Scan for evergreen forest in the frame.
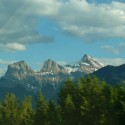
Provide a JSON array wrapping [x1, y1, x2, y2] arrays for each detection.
[[0, 77, 125, 125]]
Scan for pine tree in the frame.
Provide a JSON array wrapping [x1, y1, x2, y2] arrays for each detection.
[[19, 96, 34, 125], [34, 91, 48, 125], [47, 101, 60, 125], [0, 93, 19, 125]]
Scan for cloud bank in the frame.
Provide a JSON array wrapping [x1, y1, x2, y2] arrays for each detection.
[[0, 0, 55, 52], [52, 0, 125, 42], [100, 41, 125, 54], [100, 58, 125, 66], [1, 0, 125, 51], [101, 45, 120, 54]]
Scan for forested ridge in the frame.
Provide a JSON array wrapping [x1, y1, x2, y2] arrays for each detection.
[[0, 77, 125, 125]]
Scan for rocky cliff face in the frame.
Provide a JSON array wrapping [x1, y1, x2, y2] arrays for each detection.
[[5, 61, 36, 79], [0, 60, 69, 100], [0, 61, 39, 90], [40, 59, 68, 74]]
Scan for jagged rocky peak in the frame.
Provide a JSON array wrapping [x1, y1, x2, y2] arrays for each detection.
[[5, 60, 35, 77], [81, 54, 90, 61], [40, 59, 68, 74], [65, 54, 104, 74], [80, 54, 104, 68]]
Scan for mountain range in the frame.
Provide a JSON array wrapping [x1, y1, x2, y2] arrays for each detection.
[[0, 54, 103, 100], [0, 54, 125, 100]]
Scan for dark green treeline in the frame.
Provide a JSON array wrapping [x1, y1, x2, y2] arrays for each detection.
[[0, 77, 125, 125]]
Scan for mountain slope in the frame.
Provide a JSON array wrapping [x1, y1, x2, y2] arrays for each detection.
[[91, 64, 125, 85]]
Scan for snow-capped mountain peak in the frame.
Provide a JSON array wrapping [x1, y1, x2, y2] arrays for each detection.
[[65, 54, 104, 74], [80, 54, 104, 68]]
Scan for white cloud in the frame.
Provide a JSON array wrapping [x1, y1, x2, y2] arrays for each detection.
[[0, 59, 20, 76], [0, 68, 6, 76], [101, 45, 119, 54], [101, 42, 125, 54], [0, 59, 15, 76], [0, 59, 15, 65], [1, 0, 125, 52], [100, 58, 125, 66], [119, 42, 125, 48], [0, 43, 26, 52]]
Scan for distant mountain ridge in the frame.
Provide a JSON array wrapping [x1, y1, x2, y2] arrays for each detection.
[[91, 64, 125, 85], [0, 54, 104, 100], [1, 54, 125, 100]]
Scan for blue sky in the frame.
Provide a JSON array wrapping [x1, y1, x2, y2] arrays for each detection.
[[0, 0, 125, 75]]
